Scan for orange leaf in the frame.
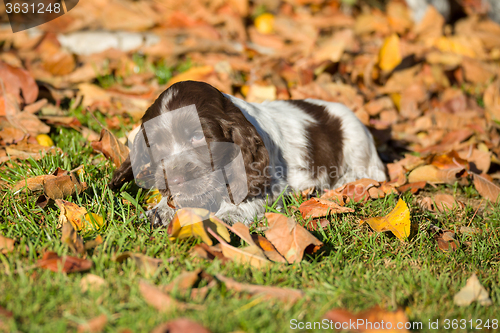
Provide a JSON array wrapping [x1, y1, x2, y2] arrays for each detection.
[[299, 197, 354, 219]]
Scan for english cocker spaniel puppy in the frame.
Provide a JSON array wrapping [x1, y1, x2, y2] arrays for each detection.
[[110, 81, 386, 226]]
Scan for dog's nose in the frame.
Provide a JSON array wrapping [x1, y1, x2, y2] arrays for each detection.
[[168, 175, 185, 186]]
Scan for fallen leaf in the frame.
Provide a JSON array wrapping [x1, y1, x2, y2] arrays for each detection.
[[251, 234, 287, 263], [421, 194, 464, 213], [168, 208, 230, 246], [77, 314, 107, 333], [428, 150, 468, 170], [114, 252, 163, 277], [163, 269, 202, 293], [299, 197, 354, 219], [379, 34, 402, 72], [139, 280, 188, 312], [0, 61, 38, 114], [0, 235, 15, 254], [264, 213, 323, 263], [91, 128, 129, 167], [454, 273, 492, 306], [303, 218, 330, 231], [207, 226, 271, 268], [151, 319, 211, 333], [360, 198, 412, 240], [190, 243, 228, 262], [56, 199, 103, 231], [44, 173, 87, 200], [324, 306, 410, 333], [473, 173, 500, 202], [37, 251, 92, 273], [408, 165, 466, 184], [429, 224, 458, 252], [61, 222, 85, 255], [397, 181, 426, 194], [216, 274, 304, 303], [80, 274, 106, 293]]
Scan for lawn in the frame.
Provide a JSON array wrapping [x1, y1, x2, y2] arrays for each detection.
[[0, 125, 499, 332]]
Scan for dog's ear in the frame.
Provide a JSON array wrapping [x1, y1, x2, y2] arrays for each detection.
[[109, 125, 157, 190], [222, 98, 270, 197]]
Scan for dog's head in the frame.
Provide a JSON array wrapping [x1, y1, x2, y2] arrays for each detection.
[[130, 81, 270, 210]]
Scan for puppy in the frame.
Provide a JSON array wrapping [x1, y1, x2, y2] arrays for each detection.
[[110, 81, 386, 226]]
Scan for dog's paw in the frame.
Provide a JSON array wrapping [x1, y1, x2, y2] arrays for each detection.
[[143, 197, 176, 227]]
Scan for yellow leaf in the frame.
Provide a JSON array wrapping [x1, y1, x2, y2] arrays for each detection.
[[36, 134, 54, 147], [145, 189, 161, 205], [379, 34, 402, 72], [84, 213, 104, 231], [168, 208, 230, 246], [55, 199, 103, 231], [255, 13, 275, 34], [360, 198, 411, 240]]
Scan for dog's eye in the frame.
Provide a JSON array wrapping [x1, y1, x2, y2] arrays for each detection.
[[191, 132, 205, 145]]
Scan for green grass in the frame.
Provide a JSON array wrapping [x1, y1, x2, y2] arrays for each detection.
[[0, 128, 499, 332]]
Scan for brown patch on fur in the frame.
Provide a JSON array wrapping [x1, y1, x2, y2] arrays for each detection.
[[287, 100, 344, 185]]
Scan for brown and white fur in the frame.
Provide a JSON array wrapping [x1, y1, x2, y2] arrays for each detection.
[[110, 81, 386, 226]]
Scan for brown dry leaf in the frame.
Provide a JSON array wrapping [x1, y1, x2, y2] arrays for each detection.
[[61, 222, 85, 255], [190, 243, 228, 262], [324, 306, 410, 333], [44, 173, 87, 200], [151, 319, 211, 333], [429, 224, 458, 253], [397, 181, 427, 194], [206, 226, 271, 269], [2, 138, 60, 162], [0, 235, 15, 254], [0, 61, 38, 115], [216, 274, 304, 304], [114, 252, 163, 277], [251, 234, 287, 263], [139, 280, 188, 312], [264, 213, 323, 264], [77, 314, 107, 333], [434, 194, 464, 212], [408, 165, 466, 184], [454, 273, 492, 306], [473, 173, 500, 202], [77, 83, 111, 110], [338, 178, 381, 203], [80, 274, 106, 293], [163, 269, 202, 293], [360, 198, 411, 240], [37, 251, 93, 273], [168, 208, 231, 246], [484, 79, 500, 122], [299, 197, 354, 219], [55, 199, 103, 231], [11, 174, 52, 193], [91, 128, 130, 167], [304, 219, 330, 231], [84, 235, 103, 250]]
